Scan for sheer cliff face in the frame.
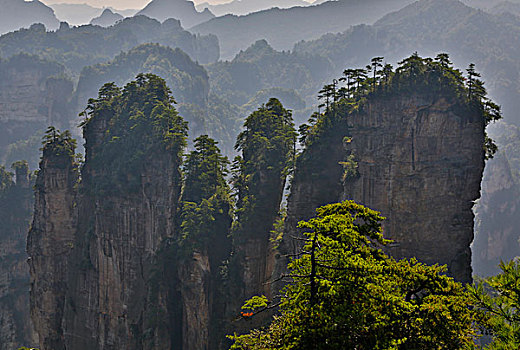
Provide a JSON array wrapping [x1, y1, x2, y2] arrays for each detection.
[[62, 155, 180, 350], [473, 153, 520, 277], [61, 97, 183, 349], [285, 93, 485, 284], [343, 95, 484, 283], [0, 55, 74, 155], [27, 76, 191, 350], [0, 166, 37, 350], [27, 149, 78, 350]]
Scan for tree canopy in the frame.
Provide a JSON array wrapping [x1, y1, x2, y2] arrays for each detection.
[[230, 201, 480, 350], [233, 98, 297, 240], [81, 73, 188, 194]]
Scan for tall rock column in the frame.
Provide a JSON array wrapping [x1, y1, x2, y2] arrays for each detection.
[[231, 99, 296, 303], [60, 75, 188, 350], [283, 56, 493, 284], [342, 94, 484, 283], [0, 162, 37, 349], [27, 131, 78, 350]]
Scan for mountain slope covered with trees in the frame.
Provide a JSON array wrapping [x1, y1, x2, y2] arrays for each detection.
[[191, 0, 415, 59]]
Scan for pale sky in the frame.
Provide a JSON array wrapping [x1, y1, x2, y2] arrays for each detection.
[[40, 0, 312, 10]]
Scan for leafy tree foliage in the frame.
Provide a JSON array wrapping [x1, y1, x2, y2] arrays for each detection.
[[81, 73, 188, 194], [233, 98, 297, 240], [180, 135, 232, 253], [471, 260, 520, 349], [230, 201, 479, 350], [184, 135, 229, 203], [303, 53, 501, 159], [40, 126, 77, 170], [0, 165, 14, 194]]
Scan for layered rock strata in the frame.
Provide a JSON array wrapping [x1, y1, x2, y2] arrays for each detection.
[[0, 55, 73, 149]]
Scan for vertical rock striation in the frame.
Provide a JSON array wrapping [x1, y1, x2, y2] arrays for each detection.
[[342, 94, 484, 283], [0, 162, 37, 349], [27, 75, 188, 350], [473, 152, 520, 276], [27, 136, 78, 350], [283, 62, 488, 284], [0, 54, 74, 159]]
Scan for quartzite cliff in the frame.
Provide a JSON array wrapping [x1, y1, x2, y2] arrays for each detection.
[[28, 58, 491, 349]]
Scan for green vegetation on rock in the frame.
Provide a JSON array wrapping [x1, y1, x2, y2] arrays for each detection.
[[80, 73, 188, 194], [230, 201, 480, 349]]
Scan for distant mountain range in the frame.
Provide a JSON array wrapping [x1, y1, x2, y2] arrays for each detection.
[[136, 0, 215, 28], [50, 3, 138, 26], [90, 8, 123, 27], [292, 0, 520, 124], [191, 0, 416, 59], [0, 15, 220, 72], [0, 0, 59, 35], [487, 1, 520, 16], [195, 0, 313, 16]]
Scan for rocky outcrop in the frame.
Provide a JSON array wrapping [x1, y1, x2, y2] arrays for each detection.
[[27, 76, 189, 350], [473, 152, 520, 276], [62, 116, 182, 350], [26, 71, 488, 348], [284, 92, 485, 284], [342, 95, 484, 283], [0, 163, 37, 349], [0, 54, 74, 160], [27, 143, 78, 350]]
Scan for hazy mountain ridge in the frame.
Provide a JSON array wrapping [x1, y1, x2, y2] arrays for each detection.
[[196, 0, 312, 16], [89, 8, 124, 27], [137, 0, 215, 28], [191, 0, 416, 59], [206, 39, 333, 123], [50, 3, 138, 26], [0, 15, 220, 74], [0, 0, 59, 35]]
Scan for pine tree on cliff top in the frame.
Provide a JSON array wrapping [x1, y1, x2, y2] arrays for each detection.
[[232, 98, 297, 241], [302, 53, 501, 160], [180, 134, 232, 254]]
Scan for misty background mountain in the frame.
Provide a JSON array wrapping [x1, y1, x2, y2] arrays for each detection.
[[49, 3, 138, 25], [195, 0, 313, 16], [0, 0, 59, 35]]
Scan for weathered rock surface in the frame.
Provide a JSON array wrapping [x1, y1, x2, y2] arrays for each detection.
[[61, 119, 182, 350], [27, 146, 78, 350], [0, 55, 74, 160], [179, 251, 210, 350], [284, 93, 485, 284], [473, 152, 520, 276], [342, 95, 484, 283], [0, 165, 37, 349]]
